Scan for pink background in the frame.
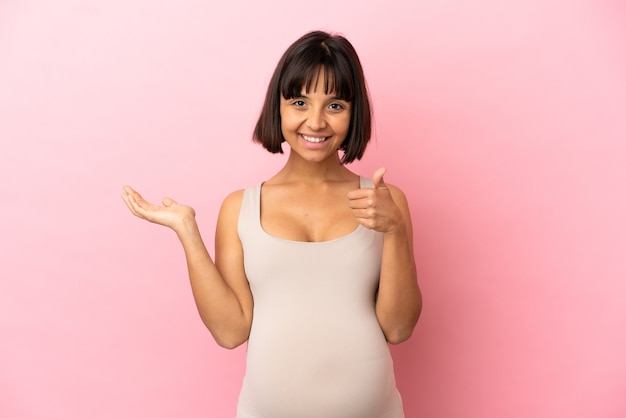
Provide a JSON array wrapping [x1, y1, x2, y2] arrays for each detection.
[[1, 0, 625, 417]]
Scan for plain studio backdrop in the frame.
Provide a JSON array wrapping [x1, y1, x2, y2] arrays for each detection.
[[1, 0, 625, 417]]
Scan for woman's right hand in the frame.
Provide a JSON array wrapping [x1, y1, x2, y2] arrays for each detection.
[[121, 185, 196, 232]]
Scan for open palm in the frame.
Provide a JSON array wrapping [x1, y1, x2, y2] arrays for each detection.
[[121, 185, 195, 231]]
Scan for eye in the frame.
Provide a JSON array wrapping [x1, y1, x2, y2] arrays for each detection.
[[292, 100, 306, 107], [329, 102, 348, 112]]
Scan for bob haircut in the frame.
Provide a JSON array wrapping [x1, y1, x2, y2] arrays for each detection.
[[253, 31, 372, 164]]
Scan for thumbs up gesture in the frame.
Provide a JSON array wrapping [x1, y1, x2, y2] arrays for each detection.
[[347, 168, 404, 234]]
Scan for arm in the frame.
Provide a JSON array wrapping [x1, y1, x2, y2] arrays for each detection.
[[347, 169, 422, 344], [121, 186, 253, 349], [376, 184, 422, 344]]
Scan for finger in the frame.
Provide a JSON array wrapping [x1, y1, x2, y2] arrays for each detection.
[[122, 185, 145, 205], [347, 191, 376, 209], [347, 189, 366, 201], [123, 187, 157, 216], [121, 192, 143, 218], [121, 186, 139, 208], [373, 167, 388, 190], [350, 207, 374, 219], [121, 192, 133, 210], [162, 197, 177, 207], [347, 184, 377, 201], [347, 196, 372, 211]]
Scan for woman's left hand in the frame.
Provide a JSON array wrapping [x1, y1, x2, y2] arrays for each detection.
[[347, 168, 405, 234]]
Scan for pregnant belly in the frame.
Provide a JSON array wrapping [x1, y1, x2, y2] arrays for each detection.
[[239, 329, 398, 418]]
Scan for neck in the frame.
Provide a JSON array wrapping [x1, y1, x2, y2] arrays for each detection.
[[275, 150, 355, 184]]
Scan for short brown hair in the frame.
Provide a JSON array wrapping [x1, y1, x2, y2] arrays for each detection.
[[253, 31, 372, 164]]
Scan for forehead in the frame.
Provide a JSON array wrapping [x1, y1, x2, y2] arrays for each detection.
[[280, 63, 354, 101], [300, 68, 337, 93]]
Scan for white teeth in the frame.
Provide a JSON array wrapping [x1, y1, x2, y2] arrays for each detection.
[[302, 134, 327, 143]]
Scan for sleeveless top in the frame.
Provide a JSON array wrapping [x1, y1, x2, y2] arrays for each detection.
[[235, 177, 404, 418]]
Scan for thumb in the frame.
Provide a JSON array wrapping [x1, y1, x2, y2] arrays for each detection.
[[162, 197, 177, 207], [373, 167, 388, 190]]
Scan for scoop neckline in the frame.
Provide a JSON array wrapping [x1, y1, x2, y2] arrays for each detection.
[[256, 176, 367, 244]]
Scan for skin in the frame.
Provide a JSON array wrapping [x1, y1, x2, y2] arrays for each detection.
[[121, 71, 422, 348]]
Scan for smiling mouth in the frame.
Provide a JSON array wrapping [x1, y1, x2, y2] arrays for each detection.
[[301, 134, 328, 143]]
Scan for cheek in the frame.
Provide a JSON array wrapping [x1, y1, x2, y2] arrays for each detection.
[[280, 113, 294, 133], [279, 107, 294, 124], [280, 113, 301, 139], [337, 116, 351, 135]]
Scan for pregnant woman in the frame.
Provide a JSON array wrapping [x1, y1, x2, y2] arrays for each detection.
[[122, 30, 422, 418]]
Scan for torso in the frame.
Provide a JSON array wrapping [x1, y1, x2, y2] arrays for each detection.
[[235, 177, 404, 418]]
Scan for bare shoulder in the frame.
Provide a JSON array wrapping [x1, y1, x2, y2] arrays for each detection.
[[386, 183, 410, 208], [220, 189, 245, 212], [216, 189, 245, 231], [386, 182, 414, 231]]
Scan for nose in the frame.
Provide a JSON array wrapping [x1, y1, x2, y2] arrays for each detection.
[[306, 107, 327, 131]]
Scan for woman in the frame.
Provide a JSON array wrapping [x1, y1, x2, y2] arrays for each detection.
[[122, 30, 422, 418]]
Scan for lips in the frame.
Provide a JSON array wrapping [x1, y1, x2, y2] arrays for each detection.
[[301, 134, 328, 143]]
